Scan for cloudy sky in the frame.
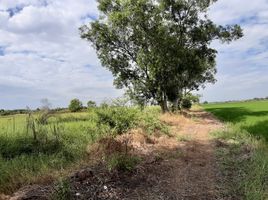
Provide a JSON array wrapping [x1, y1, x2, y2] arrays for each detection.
[[0, 0, 267, 109]]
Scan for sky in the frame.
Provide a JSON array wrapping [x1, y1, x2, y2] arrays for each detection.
[[0, 0, 268, 109]]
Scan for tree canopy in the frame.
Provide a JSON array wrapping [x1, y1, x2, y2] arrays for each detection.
[[80, 0, 243, 112], [87, 100, 97, 108], [69, 99, 83, 112]]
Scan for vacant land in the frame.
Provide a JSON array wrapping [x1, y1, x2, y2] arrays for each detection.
[[204, 101, 268, 199]]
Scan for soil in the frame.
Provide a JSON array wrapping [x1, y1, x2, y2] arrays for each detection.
[[1, 110, 224, 200]]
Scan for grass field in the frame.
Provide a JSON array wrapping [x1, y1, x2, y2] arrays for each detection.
[[0, 106, 168, 194], [204, 100, 268, 140], [0, 111, 101, 193], [204, 101, 268, 199]]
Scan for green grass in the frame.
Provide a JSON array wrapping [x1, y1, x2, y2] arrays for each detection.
[[0, 106, 167, 194], [204, 101, 268, 199], [204, 100, 268, 140], [0, 111, 104, 193]]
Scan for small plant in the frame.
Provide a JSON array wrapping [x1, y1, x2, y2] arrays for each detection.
[[106, 154, 140, 172], [52, 178, 71, 200], [176, 135, 192, 142], [26, 110, 38, 141], [36, 110, 51, 125]]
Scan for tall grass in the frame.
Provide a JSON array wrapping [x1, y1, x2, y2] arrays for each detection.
[[0, 106, 167, 194], [214, 127, 268, 199], [204, 101, 268, 200]]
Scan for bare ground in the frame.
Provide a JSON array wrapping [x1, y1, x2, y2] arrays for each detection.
[[1, 110, 224, 200]]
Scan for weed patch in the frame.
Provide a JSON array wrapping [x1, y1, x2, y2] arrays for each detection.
[[106, 154, 140, 172], [52, 179, 71, 200], [213, 127, 268, 199], [96, 107, 138, 135]]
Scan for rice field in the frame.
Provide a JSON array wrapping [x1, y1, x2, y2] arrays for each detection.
[[204, 100, 268, 199], [203, 100, 268, 140]]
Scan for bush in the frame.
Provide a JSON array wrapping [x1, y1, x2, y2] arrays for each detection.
[[140, 113, 170, 135], [181, 98, 192, 109], [96, 107, 138, 135], [68, 99, 83, 112], [87, 100, 96, 108], [137, 107, 170, 135]]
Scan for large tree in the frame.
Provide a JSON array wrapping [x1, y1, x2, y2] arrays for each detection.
[[80, 0, 243, 112]]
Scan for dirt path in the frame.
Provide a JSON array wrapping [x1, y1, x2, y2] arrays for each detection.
[[2, 110, 224, 200], [119, 110, 223, 200], [159, 111, 223, 199]]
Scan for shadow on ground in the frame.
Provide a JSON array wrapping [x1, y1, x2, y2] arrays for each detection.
[[241, 120, 268, 141], [8, 141, 217, 200], [205, 107, 268, 123], [205, 107, 268, 140]]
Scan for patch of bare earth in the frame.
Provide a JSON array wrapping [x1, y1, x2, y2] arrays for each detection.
[[2, 110, 224, 200]]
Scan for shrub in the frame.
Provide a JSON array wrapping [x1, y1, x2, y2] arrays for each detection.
[[139, 107, 170, 135], [87, 100, 96, 108], [181, 98, 192, 109], [68, 99, 83, 112], [96, 107, 138, 135]]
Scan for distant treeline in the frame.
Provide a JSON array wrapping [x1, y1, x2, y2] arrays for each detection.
[[0, 107, 72, 116], [204, 96, 268, 104]]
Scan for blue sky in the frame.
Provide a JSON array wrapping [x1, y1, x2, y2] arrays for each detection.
[[0, 0, 268, 109]]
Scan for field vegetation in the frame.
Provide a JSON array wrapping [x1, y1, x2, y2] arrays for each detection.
[[0, 106, 169, 194], [204, 100, 268, 199]]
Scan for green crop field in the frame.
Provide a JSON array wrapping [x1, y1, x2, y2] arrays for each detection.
[[203, 100, 268, 140]]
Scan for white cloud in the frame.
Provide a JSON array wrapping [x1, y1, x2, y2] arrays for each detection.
[[0, 0, 268, 108], [200, 0, 268, 102], [0, 0, 122, 109]]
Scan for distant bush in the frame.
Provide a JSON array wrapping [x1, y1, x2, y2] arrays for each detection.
[[96, 107, 138, 135], [68, 99, 83, 112], [0, 109, 28, 116], [181, 98, 192, 109], [99, 101, 110, 109], [184, 93, 200, 104], [87, 100, 96, 108]]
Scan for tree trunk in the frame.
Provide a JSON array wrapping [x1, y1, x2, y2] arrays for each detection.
[[172, 97, 179, 112], [160, 92, 169, 113]]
